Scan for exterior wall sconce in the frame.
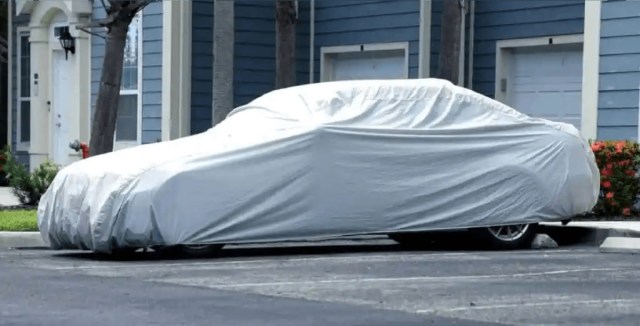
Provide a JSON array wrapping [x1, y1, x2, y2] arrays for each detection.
[[58, 26, 75, 60]]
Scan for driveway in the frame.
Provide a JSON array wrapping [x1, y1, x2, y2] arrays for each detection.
[[1, 237, 639, 325]]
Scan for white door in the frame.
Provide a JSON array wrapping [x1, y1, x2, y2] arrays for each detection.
[[325, 49, 407, 81], [52, 50, 71, 166], [506, 46, 583, 129]]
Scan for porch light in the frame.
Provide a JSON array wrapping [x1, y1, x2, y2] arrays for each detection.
[[58, 27, 75, 60]]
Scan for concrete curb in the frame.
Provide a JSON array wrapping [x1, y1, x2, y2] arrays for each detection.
[[600, 237, 640, 254], [540, 222, 640, 253], [0, 232, 46, 249]]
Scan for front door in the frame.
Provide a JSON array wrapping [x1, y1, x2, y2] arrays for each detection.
[[52, 50, 71, 166]]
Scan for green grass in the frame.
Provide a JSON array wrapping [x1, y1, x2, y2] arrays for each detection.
[[0, 210, 38, 231]]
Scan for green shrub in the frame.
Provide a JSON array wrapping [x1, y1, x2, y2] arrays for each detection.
[[2, 148, 59, 206]]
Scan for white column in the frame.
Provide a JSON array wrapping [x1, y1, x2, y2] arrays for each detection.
[[162, 0, 192, 141], [27, 25, 50, 170], [69, 16, 91, 161], [418, 0, 432, 78], [581, 0, 601, 142]]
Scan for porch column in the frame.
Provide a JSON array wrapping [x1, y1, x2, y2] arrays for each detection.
[[27, 25, 50, 170], [68, 16, 91, 159], [162, 0, 192, 141]]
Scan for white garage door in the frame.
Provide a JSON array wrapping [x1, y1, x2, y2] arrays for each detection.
[[506, 46, 583, 129], [323, 48, 407, 81]]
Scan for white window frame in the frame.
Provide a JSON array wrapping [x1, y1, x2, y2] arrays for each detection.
[[114, 11, 143, 150], [320, 42, 410, 82], [16, 27, 30, 151]]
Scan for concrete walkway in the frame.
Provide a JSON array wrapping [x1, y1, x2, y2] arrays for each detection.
[[0, 187, 21, 207]]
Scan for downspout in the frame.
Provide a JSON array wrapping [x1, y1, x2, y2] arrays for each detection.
[[309, 0, 315, 84], [6, 0, 11, 146], [467, 0, 475, 89]]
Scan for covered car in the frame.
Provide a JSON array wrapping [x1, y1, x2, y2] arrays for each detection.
[[37, 78, 600, 254]]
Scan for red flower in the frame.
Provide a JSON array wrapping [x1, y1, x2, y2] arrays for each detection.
[[623, 208, 632, 216], [606, 192, 615, 199], [626, 170, 636, 177], [602, 180, 611, 188], [591, 142, 604, 152], [601, 168, 613, 177]]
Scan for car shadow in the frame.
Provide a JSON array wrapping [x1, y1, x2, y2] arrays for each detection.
[[39, 226, 598, 262]]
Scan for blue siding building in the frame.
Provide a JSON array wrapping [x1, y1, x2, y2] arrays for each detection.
[[5, 0, 640, 170], [599, 0, 640, 140]]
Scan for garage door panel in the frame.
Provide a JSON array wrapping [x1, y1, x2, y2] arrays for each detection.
[[512, 93, 580, 115], [326, 48, 407, 82], [511, 81, 582, 93], [506, 46, 583, 130]]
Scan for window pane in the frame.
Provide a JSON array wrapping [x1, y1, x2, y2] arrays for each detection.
[[115, 94, 138, 141], [20, 35, 30, 97], [20, 100, 30, 142], [121, 14, 140, 91]]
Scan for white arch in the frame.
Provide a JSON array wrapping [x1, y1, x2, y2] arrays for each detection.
[[28, 0, 70, 27]]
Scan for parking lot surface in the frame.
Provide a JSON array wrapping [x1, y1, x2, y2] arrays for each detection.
[[2, 238, 640, 325]]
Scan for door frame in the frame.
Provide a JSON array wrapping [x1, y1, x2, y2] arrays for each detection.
[[49, 21, 72, 165], [50, 48, 72, 165], [319, 42, 410, 82]]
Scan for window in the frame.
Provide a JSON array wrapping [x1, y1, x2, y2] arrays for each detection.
[[17, 30, 30, 146], [116, 12, 141, 143]]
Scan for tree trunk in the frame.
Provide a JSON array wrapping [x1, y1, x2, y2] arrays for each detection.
[[89, 21, 130, 156], [212, 0, 235, 125], [438, 0, 462, 84], [275, 0, 296, 89]]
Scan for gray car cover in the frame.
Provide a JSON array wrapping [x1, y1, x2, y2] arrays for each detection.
[[37, 78, 600, 253]]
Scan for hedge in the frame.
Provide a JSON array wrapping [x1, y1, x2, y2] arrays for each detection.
[[590, 140, 640, 217]]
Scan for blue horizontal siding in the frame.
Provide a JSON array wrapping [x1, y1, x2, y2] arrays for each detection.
[[91, 1, 163, 145], [598, 0, 640, 140], [313, 0, 420, 82], [232, 0, 310, 107], [471, 0, 584, 98], [191, 0, 213, 134], [141, 2, 162, 144], [234, 0, 276, 107]]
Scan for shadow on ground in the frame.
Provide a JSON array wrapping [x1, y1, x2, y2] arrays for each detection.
[[30, 225, 599, 262]]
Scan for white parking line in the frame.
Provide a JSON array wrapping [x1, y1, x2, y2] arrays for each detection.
[[417, 298, 640, 314], [202, 267, 624, 289]]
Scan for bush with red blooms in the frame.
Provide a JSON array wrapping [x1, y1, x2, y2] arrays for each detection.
[[590, 140, 640, 216]]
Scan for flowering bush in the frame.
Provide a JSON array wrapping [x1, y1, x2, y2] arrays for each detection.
[[590, 140, 640, 216]]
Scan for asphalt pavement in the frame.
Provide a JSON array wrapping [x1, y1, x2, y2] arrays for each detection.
[[1, 238, 640, 326]]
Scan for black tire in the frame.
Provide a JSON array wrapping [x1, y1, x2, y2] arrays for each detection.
[[471, 223, 538, 250], [154, 244, 224, 258], [388, 231, 450, 248], [388, 232, 427, 248]]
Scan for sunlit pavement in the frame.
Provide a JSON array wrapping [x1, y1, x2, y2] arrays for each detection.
[[2, 236, 640, 326]]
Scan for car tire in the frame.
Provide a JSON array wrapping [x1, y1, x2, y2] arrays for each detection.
[[388, 231, 447, 248], [471, 223, 538, 250], [154, 244, 224, 258]]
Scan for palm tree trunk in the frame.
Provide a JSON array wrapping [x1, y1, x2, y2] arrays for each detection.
[[275, 0, 296, 89]]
